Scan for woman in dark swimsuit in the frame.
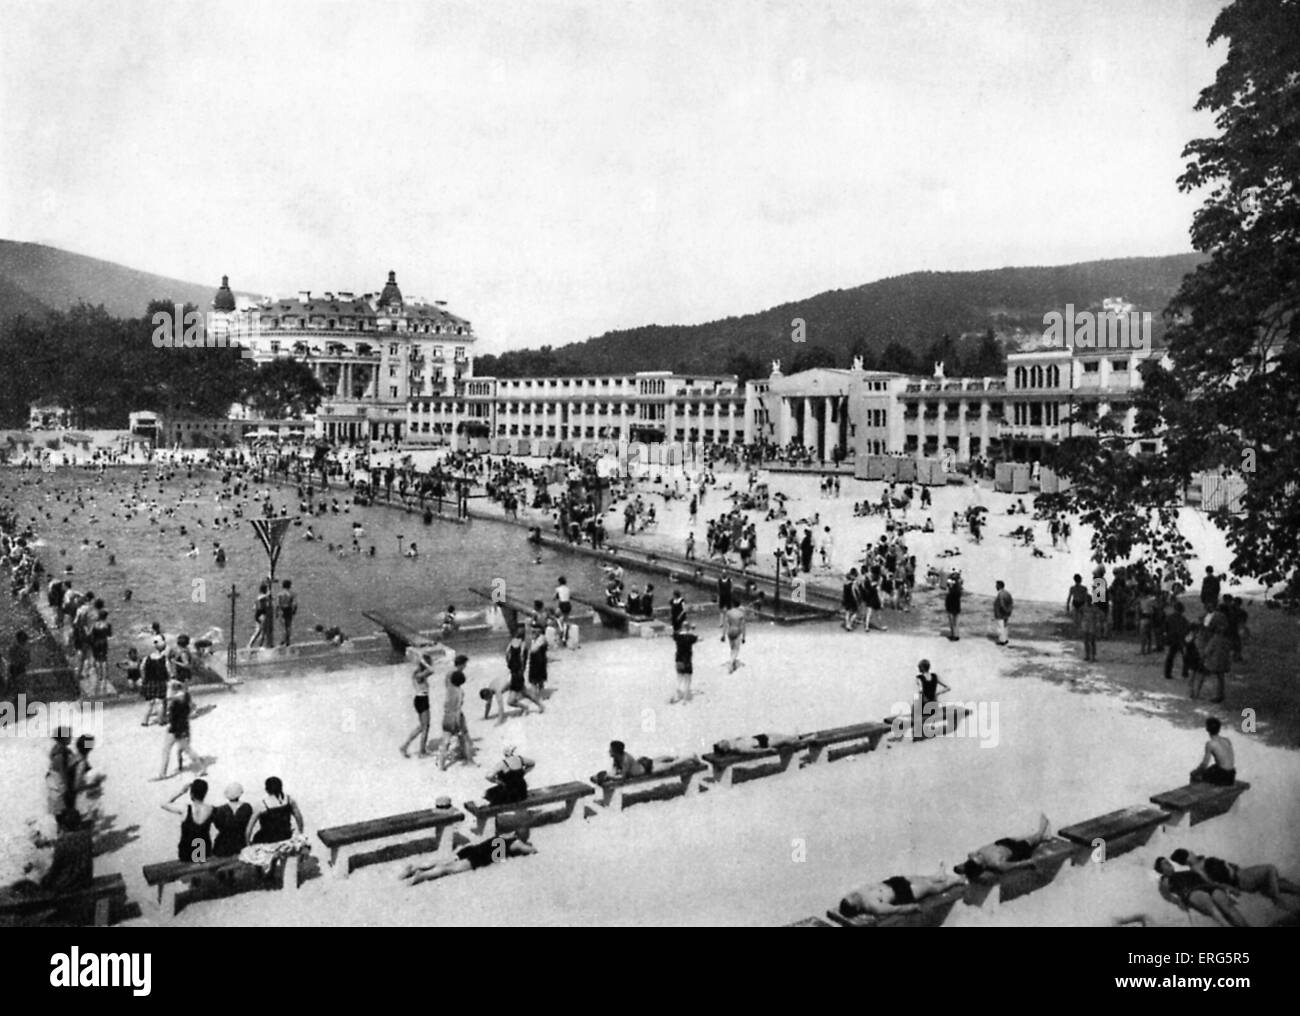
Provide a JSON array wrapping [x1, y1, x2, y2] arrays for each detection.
[[162, 778, 214, 862], [246, 777, 304, 845], [1154, 857, 1249, 926]]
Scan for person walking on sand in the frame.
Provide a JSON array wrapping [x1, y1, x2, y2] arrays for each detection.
[[670, 621, 699, 704], [993, 580, 1013, 646], [722, 603, 747, 673], [277, 579, 297, 647], [157, 679, 206, 780], [399, 645, 436, 758], [944, 571, 963, 641], [438, 659, 475, 770]]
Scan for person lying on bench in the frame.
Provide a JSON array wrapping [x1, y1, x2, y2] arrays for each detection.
[[1170, 849, 1300, 908], [1154, 856, 1250, 927], [399, 830, 537, 886], [954, 814, 1053, 878], [592, 741, 700, 783], [1190, 717, 1237, 786], [711, 732, 808, 755], [838, 870, 967, 918]]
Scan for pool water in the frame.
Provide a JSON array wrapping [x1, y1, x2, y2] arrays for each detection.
[[1, 467, 702, 657]]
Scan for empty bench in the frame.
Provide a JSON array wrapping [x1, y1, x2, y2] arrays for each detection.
[[803, 722, 891, 765], [1058, 805, 1170, 865], [0, 873, 127, 927], [591, 758, 708, 810], [362, 611, 440, 654], [464, 782, 595, 838], [960, 837, 1079, 907], [318, 807, 466, 877], [702, 740, 810, 788], [142, 855, 271, 916], [825, 883, 967, 928], [1150, 779, 1250, 827]]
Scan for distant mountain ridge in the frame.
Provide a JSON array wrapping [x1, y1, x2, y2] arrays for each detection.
[[476, 253, 1202, 378], [0, 240, 256, 326]]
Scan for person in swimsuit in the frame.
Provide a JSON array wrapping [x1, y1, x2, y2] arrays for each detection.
[[399, 830, 537, 885], [158, 679, 206, 780], [245, 776, 304, 845], [1190, 716, 1237, 786], [838, 870, 967, 918], [169, 633, 194, 686], [711, 732, 808, 755], [141, 635, 170, 726], [944, 572, 963, 640], [211, 783, 253, 858], [1154, 857, 1250, 927], [592, 740, 700, 784], [162, 778, 214, 863], [955, 814, 1052, 879], [527, 624, 549, 696], [1171, 849, 1300, 909], [483, 748, 534, 805], [399, 645, 436, 758], [841, 569, 860, 631], [438, 662, 475, 771], [915, 659, 950, 706], [722, 604, 747, 673]]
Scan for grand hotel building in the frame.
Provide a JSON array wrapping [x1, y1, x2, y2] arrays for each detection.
[[206, 274, 1157, 462]]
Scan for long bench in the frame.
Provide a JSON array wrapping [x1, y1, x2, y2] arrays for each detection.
[[802, 722, 891, 765], [1150, 779, 1250, 827], [141, 855, 271, 916], [591, 758, 708, 810], [702, 740, 811, 788], [318, 808, 466, 877], [463, 782, 595, 838], [0, 873, 127, 927], [1058, 805, 1170, 864], [825, 883, 967, 928], [960, 837, 1079, 907], [361, 611, 440, 654], [882, 704, 972, 741]]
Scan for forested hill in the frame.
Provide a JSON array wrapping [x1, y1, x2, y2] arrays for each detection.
[[475, 253, 1202, 381]]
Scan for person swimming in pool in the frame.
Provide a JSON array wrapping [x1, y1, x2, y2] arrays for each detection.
[[839, 870, 968, 918]]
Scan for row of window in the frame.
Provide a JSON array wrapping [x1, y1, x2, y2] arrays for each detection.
[[258, 317, 468, 336], [410, 422, 741, 441], [409, 401, 737, 416]]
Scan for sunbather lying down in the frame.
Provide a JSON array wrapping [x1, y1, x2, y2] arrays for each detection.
[[954, 814, 1053, 879], [839, 870, 967, 918], [400, 830, 536, 886], [711, 732, 808, 755]]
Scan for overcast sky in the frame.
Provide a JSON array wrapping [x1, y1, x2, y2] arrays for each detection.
[[0, 0, 1226, 352]]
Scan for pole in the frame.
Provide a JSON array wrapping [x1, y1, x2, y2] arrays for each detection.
[[226, 584, 238, 678], [773, 552, 781, 609]]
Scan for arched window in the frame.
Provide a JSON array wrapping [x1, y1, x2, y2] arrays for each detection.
[[1014, 366, 1027, 388], [1047, 365, 1060, 387], [1030, 365, 1043, 388]]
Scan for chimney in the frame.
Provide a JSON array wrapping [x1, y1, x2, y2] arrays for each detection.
[[299, 290, 312, 302]]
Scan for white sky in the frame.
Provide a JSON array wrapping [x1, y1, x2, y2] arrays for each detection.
[[0, 0, 1226, 352]]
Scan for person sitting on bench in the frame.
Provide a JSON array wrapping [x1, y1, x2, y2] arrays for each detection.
[[1170, 849, 1300, 908], [711, 732, 807, 755], [1154, 856, 1250, 927], [593, 741, 699, 783], [838, 870, 968, 918], [1190, 717, 1236, 786], [483, 747, 535, 805], [399, 830, 537, 886], [955, 814, 1053, 878]]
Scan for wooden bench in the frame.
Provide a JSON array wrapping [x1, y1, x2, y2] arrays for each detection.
[[960, 837, 1079, 907], [803, 722, 891, 765], [1150, 780, 1250, 828], [784, 915, 834, 927], [882, 705, 972, 741], [591, 758, 708, 810], [463, 782, 596, 837], [141, 855, 267, 915], [824, 883, 967, 928], [318, 807, 465, 877], [702, 740, 810, 788], [0, 873, 127, 927], [1058, 805, 1170, 865], [362, 611, 439, 654]]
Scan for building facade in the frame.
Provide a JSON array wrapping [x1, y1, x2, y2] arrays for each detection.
[[408, 371, 747, 447], [212, 272, 476, 443]]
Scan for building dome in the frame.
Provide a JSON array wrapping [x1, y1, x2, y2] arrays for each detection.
[[380, 270, 403, 307], [213, 275, 236, 312]]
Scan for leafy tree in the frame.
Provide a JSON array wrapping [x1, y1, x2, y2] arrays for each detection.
[[1050, 0, 1300, 585], [242, 358, 327, 419], [878, 340, 918, 374], [790, 345, 837, 373]]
